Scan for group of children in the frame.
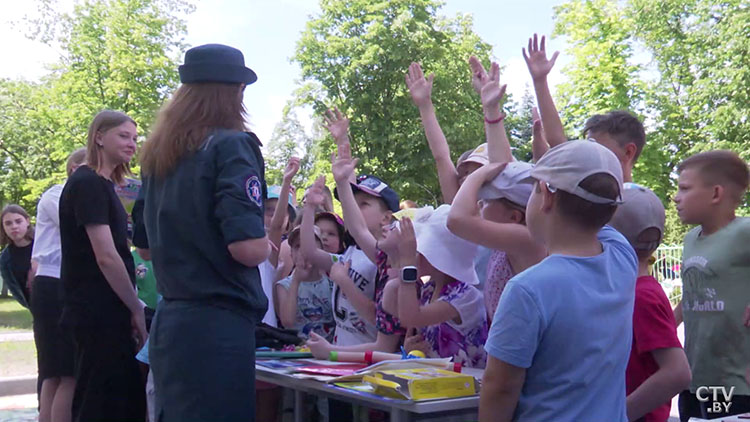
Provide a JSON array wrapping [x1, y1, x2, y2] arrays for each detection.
[[0, 34, 746, 422], [258, 34, 750, 422]]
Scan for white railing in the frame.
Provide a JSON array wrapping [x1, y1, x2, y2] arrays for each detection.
[[653, 245, 683, 305]]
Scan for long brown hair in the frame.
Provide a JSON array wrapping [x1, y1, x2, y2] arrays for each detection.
[[0, 205, 34, 247], [86, 110, 136, 185], [141, 83, 247, 179]]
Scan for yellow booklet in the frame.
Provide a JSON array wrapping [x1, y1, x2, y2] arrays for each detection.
[[363, 368, 479, 401]]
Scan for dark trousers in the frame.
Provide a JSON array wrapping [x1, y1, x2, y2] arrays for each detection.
[[150, 300, 257, 422], [71, 323, 146, 422], [679, 390, 750, 421], [31, 276, 74, 380]]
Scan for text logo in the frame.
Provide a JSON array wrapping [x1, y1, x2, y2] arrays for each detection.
[[696, 386, 734, 414]]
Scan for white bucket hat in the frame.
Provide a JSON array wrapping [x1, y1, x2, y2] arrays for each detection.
[[402, 205, 480, 285]]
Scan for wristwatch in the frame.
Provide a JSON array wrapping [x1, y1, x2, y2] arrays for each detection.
[[400, 266, 418, 284]]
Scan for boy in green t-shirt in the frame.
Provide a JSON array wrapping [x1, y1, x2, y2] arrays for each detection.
[[132, 249, 159, 311], [673, 150, 750, 421]]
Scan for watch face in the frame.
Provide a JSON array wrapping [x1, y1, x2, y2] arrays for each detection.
[[402, 267, 418, 281]]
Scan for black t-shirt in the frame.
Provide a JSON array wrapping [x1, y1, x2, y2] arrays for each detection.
[[9, 242, 32, 299], [9, 243, 32, 287], [59, 165, 135, 327], [142, 130, 268, 321]]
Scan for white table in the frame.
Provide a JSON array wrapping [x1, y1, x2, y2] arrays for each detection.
[[256, 363, 483, 422]]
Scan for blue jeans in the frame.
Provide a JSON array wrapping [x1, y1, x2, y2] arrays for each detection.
[[151, 300, 257, 422]]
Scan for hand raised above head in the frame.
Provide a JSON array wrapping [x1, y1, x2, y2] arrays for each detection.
[[469, 56, 489, 95], [405, 62, 435, 109], [479, 62, 507, 110], [283, 157, 300, 182], [323, 107, 350, 144], [305, 175, 327, 208], [331, 143, 359, 183], [522, 33, 560, 82]]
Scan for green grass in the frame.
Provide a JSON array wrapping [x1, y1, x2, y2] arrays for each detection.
[[0, 298, 33, 333], [0, 340, 37, 377]]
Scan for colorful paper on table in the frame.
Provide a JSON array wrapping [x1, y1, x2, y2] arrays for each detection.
[[363, 368, 479, 401], [256, 360, 310, 370], [328, 358, 454, 383], [256, 351, 313, 359], [294, 364, 367, 377]]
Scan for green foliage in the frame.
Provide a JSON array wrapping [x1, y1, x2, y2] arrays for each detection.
[[0, 0, 191, 214], [553, 0, 749, 245], [289, 0, 495, 205]]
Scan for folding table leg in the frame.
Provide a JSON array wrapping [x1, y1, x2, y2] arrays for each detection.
[[390, 408, 410, 422], [294, 390, 305, 422]]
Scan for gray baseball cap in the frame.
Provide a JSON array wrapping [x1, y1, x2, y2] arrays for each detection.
[[528, 140, 623, 204], [478, 161, 534, 207], [609, 183, 665, 252]]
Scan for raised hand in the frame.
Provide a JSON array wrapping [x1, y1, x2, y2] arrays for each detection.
[[323, 107, 350, 144], [397, 217, 418, 267], [331, 143, 359, 183], [522, 33, 560, 82], [469, 56, 489, 95], [479, 62, 507, 110], [405, 62, 434, 109], [305, 175, 327, 208], [283, 156, 300, 183]]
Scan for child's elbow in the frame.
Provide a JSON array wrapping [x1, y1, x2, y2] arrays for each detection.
[[446, 213, 462, 235], [674, 365, 692, 392]]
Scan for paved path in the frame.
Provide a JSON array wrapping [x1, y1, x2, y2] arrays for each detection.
[[0, 332, 33, 342]]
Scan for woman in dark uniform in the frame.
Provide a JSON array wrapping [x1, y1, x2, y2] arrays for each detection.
[[140, 44, 269, 421]]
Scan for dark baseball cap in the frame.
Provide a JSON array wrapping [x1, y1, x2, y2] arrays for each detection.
[[334, 174, 400, 213]]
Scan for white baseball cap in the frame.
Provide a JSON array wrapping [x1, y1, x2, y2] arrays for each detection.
[[478, 161, 534, 207], [409, 205, 480, 285], [528, 140, 624, 204]]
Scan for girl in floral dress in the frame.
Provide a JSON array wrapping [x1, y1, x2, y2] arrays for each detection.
[[396, 205, 488, 368]]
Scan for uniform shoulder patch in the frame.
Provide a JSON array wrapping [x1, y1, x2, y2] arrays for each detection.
[[245, 175, 263, 207]]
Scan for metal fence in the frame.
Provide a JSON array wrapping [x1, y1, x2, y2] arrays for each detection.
[[653, 245, 683, 305]]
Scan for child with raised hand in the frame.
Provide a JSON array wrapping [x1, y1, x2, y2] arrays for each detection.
[[448, 161, 546, 320], [522, 33, 565, 151], [259, 157, 300, 327], [672, 150, 750, 420], [300, 170, 395, 346], [449, 62, 546, 319], [405, 62, 464, 204], [522, 34, 647, 182], [608, 184, 691, 422], [479, 140, 637, 422], [275, 226, 335, 341], [396, 206, 488, 368], [475, 60, 515, 164]]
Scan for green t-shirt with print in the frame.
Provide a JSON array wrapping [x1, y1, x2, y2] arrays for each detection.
[[132, 250, 158, 309], [681, 217, 750, 395]]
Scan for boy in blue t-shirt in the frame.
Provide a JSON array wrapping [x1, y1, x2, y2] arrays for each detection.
[[480, 140, 638, 422]]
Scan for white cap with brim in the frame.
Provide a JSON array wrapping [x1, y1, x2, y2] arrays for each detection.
[[456, 143, 489, 173], [609, 183, 665, 252], [478, 161, 534, 207], [410, 205, 480, 285], [525, 140, 624, 204]]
